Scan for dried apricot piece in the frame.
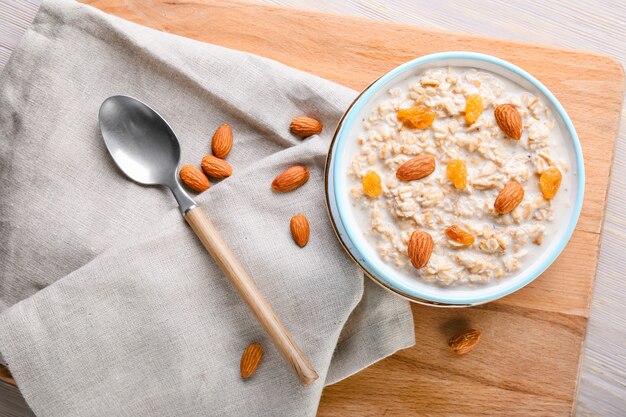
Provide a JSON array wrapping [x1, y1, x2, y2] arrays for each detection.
[[445, 225, 475, 246], [362, 170, 382, 198], [446, 159, 467, 190], [464, 94, 483, 125], [539, 167, 562, 199], [397, 106, 435, 129]]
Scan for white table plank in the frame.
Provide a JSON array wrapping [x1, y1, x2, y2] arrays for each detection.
[[1, 1, 624, 415]]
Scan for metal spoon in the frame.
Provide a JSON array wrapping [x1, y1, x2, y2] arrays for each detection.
[[99, 95, 318, 384]]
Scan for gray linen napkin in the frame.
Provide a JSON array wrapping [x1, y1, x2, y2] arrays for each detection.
[[0, 0, 415, 415]]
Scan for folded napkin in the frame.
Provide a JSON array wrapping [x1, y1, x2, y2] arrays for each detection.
[[0, 0, 414, 415]]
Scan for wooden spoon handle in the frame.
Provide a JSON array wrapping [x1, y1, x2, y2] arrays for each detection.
[[184, 206, 318, 384]]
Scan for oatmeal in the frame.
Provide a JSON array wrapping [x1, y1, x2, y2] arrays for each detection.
[[347, 67, 570, 286]]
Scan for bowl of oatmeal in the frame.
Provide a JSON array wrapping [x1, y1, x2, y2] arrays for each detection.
[[326, 52, 584, 306]]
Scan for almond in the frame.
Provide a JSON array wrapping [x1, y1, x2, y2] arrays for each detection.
[[211, 123, 233, 158], [494, 104, 522, 140], [290, 116, 323, 137], [201, 155, 233, 179], [179, 164, 210, 192], [272, 166, 309, 192], [407, 231, 434, 269], [449, 329, 481, 355], [396, 154, 436, 181], [494, 181, 524, 214], [240, 343, 263, 379], [290, 214, 310, 247]]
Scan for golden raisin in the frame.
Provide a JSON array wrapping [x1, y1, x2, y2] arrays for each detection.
[[362, 170, 382, 198], [539, 167, 562, 200], [397, 106, 435, 129], [446, 159, 467, 190], [445, 225, 475, 246], [464, 94, 483, 125]]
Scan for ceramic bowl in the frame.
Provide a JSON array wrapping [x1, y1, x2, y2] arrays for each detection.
[[325, 52, 584, 306]]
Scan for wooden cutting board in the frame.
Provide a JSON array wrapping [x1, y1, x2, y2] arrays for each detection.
[[9, 0, 620, 415]]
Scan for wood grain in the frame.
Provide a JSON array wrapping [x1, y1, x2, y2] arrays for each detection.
[[0, 379, 34, 417], [72, 1, 622, 414], [81, 0, 623, 237], [0, 363, 15, 386], [0, 0, 624, 415], [320, 302, 587, 416], [185, 206, 318, 385]]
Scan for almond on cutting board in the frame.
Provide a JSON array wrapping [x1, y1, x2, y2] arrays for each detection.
[[290, 214, 310, 247], [396, 154, 436, 181], [179, 164, 210, 192], [240, 343, 264, 379], [494, 104, 522, 140], [494, 180, 524, 214], [211, 123, 233, 159], [201, 155, 233, 179], [449, 329, 481, 355], [272, 165, 310, 192], [407, 231, 434, 269], [290, 116, 323, 137]]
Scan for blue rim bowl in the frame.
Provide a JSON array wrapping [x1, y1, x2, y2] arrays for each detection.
[[325, 51, 585, 306]]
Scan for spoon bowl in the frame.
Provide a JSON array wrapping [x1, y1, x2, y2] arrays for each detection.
[[99, 95, 195, 213], [99, 95, 180, 186]]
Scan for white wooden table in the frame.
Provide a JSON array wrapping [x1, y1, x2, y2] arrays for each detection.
[[0, 1, 624, 415]]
